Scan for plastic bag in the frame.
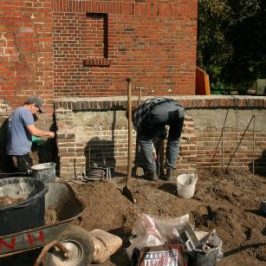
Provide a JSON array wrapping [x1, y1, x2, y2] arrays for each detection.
[[127, 213, 190, 259]]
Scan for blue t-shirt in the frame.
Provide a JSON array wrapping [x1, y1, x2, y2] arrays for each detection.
[[6, 106, 34, 155]]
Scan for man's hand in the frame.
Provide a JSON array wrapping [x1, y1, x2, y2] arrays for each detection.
[[48, 132, 55, 138]]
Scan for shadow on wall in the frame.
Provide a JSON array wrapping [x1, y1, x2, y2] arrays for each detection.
[[84, 109, 118, 175], [248, 150, 266, 176], [28, 114, 58, 167], [0, 114, 58, 172], [0, 118, 8, 172], [85, 137, 116, 174], [31, 138, 57, 165]]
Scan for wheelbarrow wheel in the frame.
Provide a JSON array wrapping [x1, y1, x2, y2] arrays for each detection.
[[43, 224, 94, 266]]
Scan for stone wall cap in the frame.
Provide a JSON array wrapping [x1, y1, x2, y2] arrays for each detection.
[[54, 95, 266, 102], [53, 96, 266, 110]]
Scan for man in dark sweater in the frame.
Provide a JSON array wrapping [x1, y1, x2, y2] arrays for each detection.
[[133, 97, 184, 181]]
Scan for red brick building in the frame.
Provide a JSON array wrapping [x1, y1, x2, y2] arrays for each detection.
[[1, 1, 266, 179], [0, 0, 198, 109]]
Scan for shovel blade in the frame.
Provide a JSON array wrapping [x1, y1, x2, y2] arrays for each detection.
[[122, 185, 136, 204]]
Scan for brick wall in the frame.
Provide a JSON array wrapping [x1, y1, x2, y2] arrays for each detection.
[[0, 0, 56, 166], [0, 0, 197, 131], [53, 0, 198, 97], [54, 96, 266, 180], [0, 0, 54, 113], [1, 96, 265, 177]]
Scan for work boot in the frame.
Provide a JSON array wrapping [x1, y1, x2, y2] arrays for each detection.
[[166, 168, 175, 181], [150, 172, 159, 181], [143, 170, 159, 181]]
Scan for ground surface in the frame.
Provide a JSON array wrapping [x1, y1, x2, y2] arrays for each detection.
[[1, 170, 265, 265], [71, 169, 266, 266]]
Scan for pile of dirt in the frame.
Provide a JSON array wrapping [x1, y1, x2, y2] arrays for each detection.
[[71, 170, 266, 266], [0, 195, 26, 207], [0, 170, 265, 266]]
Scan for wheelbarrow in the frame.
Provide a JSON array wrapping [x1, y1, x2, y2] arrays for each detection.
[[0, 181, 93, 266]]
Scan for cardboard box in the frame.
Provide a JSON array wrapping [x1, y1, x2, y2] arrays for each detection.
[[133, 244, 187, 266]]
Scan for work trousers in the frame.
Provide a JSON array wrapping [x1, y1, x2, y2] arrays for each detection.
[[138, 101, 184, 175], [6, 154, 32, 173]]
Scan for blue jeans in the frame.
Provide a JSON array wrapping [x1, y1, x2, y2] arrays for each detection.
[[138, 101, 184, 174]]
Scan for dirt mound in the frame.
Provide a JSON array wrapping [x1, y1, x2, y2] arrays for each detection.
[[71, 171, 266, 266], [0, 195, 26, 207], [72, 181, 140, 231], [1, 170, 265, 265]]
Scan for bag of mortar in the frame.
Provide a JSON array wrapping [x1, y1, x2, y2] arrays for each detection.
[[88, 229, 122, 263]]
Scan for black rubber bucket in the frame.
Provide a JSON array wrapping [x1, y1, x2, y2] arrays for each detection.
[[0, 177, 48, 236]]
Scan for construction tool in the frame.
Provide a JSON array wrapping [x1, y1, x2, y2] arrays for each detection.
[[252, 115, 255, 176], [225, 115, 255, 173], [155, 139, 164, 178], [122, 78, 136, 203], [134, 86, 145, 177], [209, 109, 229, 172], [136, 86, 144, 105]]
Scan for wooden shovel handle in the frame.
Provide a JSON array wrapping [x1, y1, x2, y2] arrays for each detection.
[[126, 78, 132, 184]]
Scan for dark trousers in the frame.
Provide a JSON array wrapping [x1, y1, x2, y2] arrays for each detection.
[[138, 101, 185, 174], [6, 154, 33, 173]]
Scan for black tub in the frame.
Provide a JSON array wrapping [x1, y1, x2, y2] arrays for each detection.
[[0, 177, 48, 236]]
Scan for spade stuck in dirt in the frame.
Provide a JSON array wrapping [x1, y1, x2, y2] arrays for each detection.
[[122, 78, 136, 204]]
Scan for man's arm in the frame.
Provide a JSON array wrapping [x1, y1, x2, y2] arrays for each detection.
[[27, 124, 55, 138]]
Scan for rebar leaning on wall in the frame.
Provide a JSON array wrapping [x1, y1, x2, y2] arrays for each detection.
[[225, 115, 255, 174], [209, 109, 229, 171]]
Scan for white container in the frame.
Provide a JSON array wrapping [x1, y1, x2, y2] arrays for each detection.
[[176, 173, 198, 199]]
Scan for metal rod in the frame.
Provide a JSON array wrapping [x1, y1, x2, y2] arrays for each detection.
[[252, 115, 256, 176], [222, 124, 224, 171], [210, 109, 229, 170], [225, 115, 255, 174], [73, 158, 77, 178], [89, 146, 91, 169]]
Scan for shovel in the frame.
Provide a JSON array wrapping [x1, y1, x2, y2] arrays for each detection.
[[122, 78, 136, 203]]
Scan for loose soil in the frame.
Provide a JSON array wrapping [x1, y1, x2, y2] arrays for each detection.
[[0, 196, 25, 207], [1, 170, 265, 265], [72, 169, 266, 266]]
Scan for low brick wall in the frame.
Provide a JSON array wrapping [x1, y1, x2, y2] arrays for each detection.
[[55, 96, 266, 179]]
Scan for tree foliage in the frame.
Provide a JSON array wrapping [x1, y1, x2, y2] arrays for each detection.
[[197, 0, 266, 92]]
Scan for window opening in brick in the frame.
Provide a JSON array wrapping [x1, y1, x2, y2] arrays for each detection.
[[84, 12, 110, 67]]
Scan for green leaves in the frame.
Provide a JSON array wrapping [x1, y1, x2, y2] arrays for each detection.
[[197, 0, 266, 93]]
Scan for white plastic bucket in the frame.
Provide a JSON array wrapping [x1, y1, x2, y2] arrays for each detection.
[[176, 173, 198, 199]]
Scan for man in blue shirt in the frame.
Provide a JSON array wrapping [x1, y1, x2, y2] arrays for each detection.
[[133, 97, 184, 181], [6, 96, 55, 173]]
